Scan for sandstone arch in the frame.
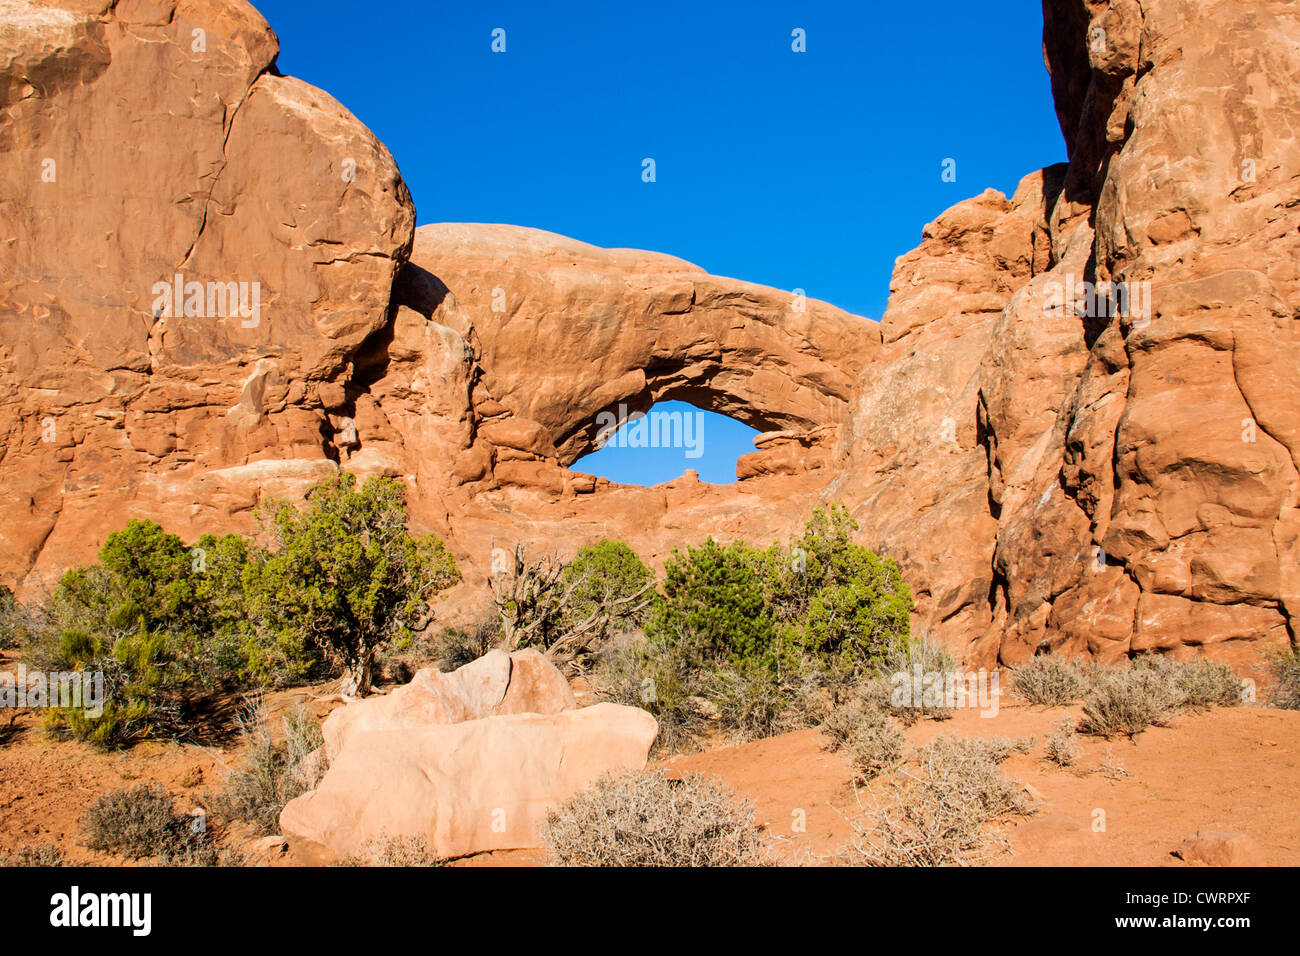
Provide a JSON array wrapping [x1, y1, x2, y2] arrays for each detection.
[[3, 0, 1298, 671], [400, 223, 874, 467]]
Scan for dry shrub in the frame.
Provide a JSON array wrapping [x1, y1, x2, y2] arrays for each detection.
[[431, 618, 501, 671], [542, 770, 770, 867], [847, 735, 1034, 866], [822, 691, 904, 782], [1043, 716, 1081, 767], [208, 699, 327, 835], [1079, 663, 1182, 738], [883, 640, 957, 724], [1011, 656, 1089, 706], [1270, 648, 1300, 710], [1079, 655, 1239, 738], [82, 782, 215, 864], [0, 842, 67, 866], [702, 663, 830, 742], [1167, 657, 1241, 709], [338, 834, 443, 867], [591, 633, 707, 755]]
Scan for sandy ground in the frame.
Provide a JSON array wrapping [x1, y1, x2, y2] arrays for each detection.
[[2, 658, 1297, 866], [663, 701, 1300, 866]]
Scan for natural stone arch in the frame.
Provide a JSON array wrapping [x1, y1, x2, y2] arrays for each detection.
[[404, 224, 877, 467]]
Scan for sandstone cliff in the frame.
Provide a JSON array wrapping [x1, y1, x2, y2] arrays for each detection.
[[2, 0, 1296, 668]]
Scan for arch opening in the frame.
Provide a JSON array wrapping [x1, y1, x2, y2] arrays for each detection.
[[571, 400, 759, 486]]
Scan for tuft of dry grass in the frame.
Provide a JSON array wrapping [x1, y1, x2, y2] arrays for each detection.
[[0, 842, 67, 867], [822, 691, 905, 783], [542, 770, 771, 867], [82, 782, 217, 864], [1271, 648, 1300, 710], [207, 698, 327, 835], [1043, 716, 1081, 767], [1079, 664, 1181, 738], [337, 834, 444, 867]]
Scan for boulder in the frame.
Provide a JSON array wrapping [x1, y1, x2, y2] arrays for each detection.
[[280, 703, 658, 862], [322, 649, 576, 758]]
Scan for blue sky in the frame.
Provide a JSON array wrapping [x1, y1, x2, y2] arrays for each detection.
[[571, 401, 759, 486], [258, 0, 1065, 483]]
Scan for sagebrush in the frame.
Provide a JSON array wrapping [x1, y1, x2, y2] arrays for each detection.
[[208, 700, 326, 835], [847, 735, 1034, 866], [82, 782, 215, 864], [542, 770, 770, 866]]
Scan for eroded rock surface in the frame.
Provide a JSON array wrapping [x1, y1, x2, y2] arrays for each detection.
[[3, 0, 1298, 668], [321, 649, 576, 758], [0, 0, 413, 584], [282, 702, 658, 862]]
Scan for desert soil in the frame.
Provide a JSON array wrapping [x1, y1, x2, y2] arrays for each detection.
[[1, 657, 1296, 866]]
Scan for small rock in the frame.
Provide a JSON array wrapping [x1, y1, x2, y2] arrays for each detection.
[[1022, 783, 1048, 804], [1174, 831, 1264, 867]]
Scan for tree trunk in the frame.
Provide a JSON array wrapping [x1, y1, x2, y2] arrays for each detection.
[[347, 652, 374, 698]]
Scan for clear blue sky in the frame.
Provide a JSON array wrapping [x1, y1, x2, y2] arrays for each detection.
[[571, 402, 760, 486], [257, 0, 1065, 483]]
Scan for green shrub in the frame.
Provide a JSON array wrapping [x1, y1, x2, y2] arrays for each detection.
[[208, 701, 327, 835], [41, 625, 172, 748], [82, 783, 213, 863], [1270, 648, 1300, 710], [646, 537, 780, 670], [1012, 655, 1089, 706], [188, 531, 278, 687], [642, 507, 912, 681], [590, 506, 915, 751], [22, 476, 459, 746], [542, 770, 770, 866], [245, 474, 460, 696], [759, 505, 913, 678], [558, 540, 654, 645]]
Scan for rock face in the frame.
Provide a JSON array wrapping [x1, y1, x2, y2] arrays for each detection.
[[282, 703, 658, 862], [0, 0, 413, 585], [2, 0, 1298, 668]]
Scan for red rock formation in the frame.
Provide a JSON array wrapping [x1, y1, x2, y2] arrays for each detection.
[[2, 0, 1296, 669]]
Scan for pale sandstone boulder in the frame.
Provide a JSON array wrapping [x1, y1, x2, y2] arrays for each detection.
[[322, 649, 576, 758], [280, 703, 658, 862]]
